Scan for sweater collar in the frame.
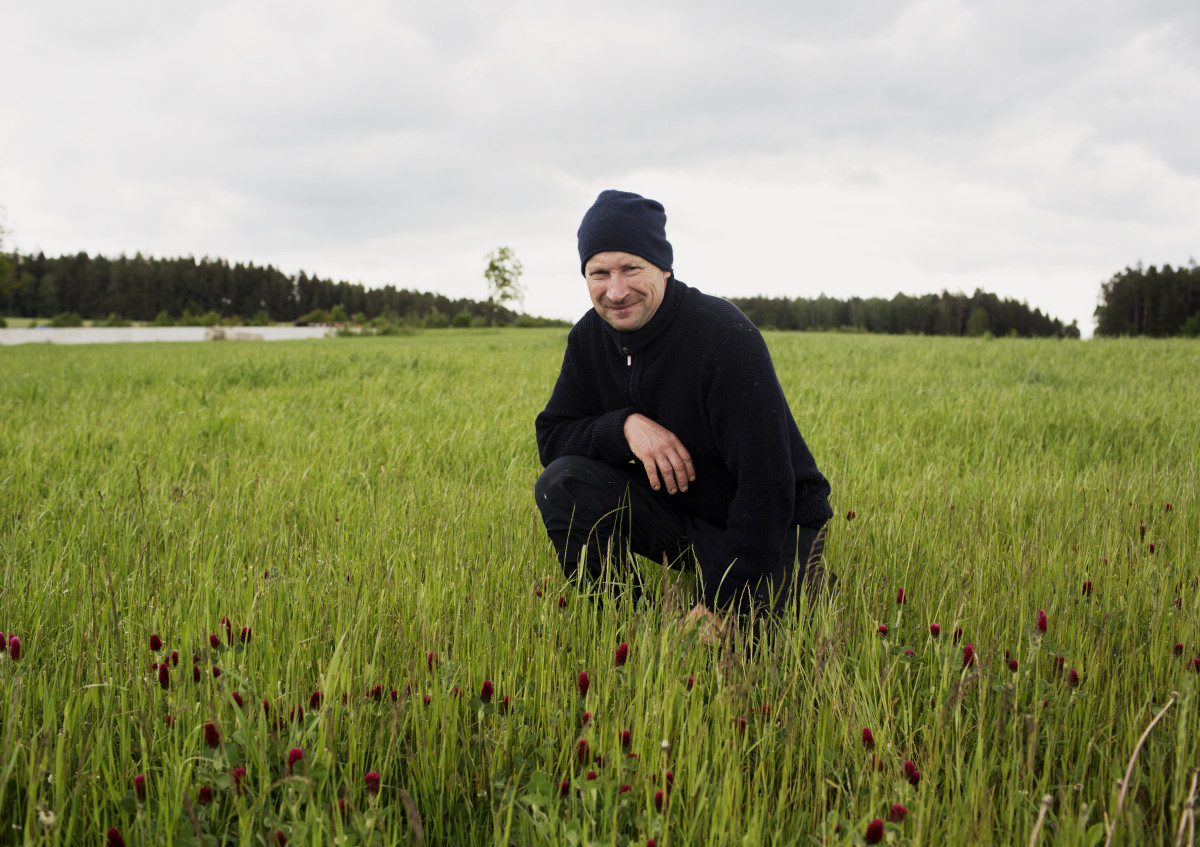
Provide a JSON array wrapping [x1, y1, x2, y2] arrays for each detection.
[[599, 276, 684, 355]]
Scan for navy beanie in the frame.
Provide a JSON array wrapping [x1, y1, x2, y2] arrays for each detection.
[[577, 190, 673, 276]]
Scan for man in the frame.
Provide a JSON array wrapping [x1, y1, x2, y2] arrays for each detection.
[[534, 189, 833, 633]]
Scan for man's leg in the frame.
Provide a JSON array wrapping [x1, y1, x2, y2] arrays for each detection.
[[534, 456, 693, 588]]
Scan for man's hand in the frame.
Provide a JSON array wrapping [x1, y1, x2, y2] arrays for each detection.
[[683, 604, 728, 646], [623, 413, 696, 494]]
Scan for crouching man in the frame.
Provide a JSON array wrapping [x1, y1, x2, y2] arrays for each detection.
[[534, 189, 833, 637]]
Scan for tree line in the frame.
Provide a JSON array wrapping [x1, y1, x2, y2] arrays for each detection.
[[727, 289, 1080, 338], [1093, 261, 1200, 337], [0, 251, 568, 327]]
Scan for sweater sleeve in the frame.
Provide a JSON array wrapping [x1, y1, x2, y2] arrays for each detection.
[[701, 325, 797, 610], [535, 333, 637, 467]]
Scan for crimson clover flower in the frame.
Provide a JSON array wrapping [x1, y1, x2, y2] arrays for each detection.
[[865, 817, 884, 844], [211, 666, 221, 679], [290, 705, 304, 722], [929, 623, 940, 638], [0, 632, 5, 654], [890, 803, 907, 822], [1175, 643, 1185, 657], [427, 651, 438, 671], [862, 728, 875, 751], [1082, 580, 1093, 597], [274, 830, 287, 846], [286, 748, 303, 773], [876, 624, 888, 636], [481, 680, 494, 703], [107, 828, 125, 847], [365, 771, 380, 794], [204, 722, 220, 748], [586, 769, 597, 781], [192, 665, 201, 683], [8, 636, 20, 661], [846, 510, 856, 520], [133, 774, 146, 801], [309, 690, 323, 709], [1009, 659, 1019, 672], [1140, 523, 1146, 540], [582, 711, 591, 725], [897, 587, 908, 605], [209, 633, 221, 649], [157, 663, 170, 690], [221, 616, 233, 643], [558, 779, 570, 797], [903, 760, 921, 786], [196, 785, 213, 805], [578, 671, 590, 697], [149, 634, 163, 652], [1036, 610, 1047, 634], [370, 684, 383, 701], [686, 675, 695, 690], [962, 643, 975, 668], [170, 650, 180, 666], [239, 626, 252, 644], [232, 691, 244, 709], [953, 626, 963, 644], [1067, 668, 1080, 687], [654, 789, 666, 811], [232, 767, 245, 793], [576, 738, 590, 765], [558, 596, 567, 608], [614, 642, 629, 667], [619, 784, 631, 794], [620, 729, 632, 749], [1149, 542, 1156, 554]]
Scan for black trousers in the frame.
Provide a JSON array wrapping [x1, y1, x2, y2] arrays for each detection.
[[534, 455, 824, 615]]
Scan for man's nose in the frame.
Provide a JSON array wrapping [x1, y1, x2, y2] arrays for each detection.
[[607, 276, 631, 302]]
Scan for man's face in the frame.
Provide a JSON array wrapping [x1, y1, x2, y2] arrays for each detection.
[[585, 251, 670, 332]]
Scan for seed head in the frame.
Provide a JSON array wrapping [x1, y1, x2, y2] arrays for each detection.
[[481, 680, 494, 703], [929, 623, 940, 638], [862, 727, 875, 750], [963, 643, 975, 668], [158, 663, 170, 690], [133, 774, 146, 801], [578, 670, 590, 697], [890, 802, 907, 822], [865, 817, 884, 844], [8, 636, 20, 661], [286, 747, 303, 773], [614, 642, 629, 667], [364, 771, 380, 795], [149, 634, 163, 652], [107, 828, 126, 847]]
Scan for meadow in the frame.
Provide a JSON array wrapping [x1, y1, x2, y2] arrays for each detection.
[[0, 329, 1197, 847]]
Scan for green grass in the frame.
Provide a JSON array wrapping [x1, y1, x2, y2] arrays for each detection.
[[1, 329, 1197, 846]]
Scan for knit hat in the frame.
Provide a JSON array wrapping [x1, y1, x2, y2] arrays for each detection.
[[577, 190, 673, 276]]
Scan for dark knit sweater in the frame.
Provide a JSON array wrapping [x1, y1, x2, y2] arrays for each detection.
[[535, 277, 832, 605]]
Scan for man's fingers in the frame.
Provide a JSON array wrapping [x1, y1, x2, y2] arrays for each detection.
[[642, 458, 663, 491]]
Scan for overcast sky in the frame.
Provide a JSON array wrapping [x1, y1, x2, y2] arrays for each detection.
[[3, 1, 1199, 335]]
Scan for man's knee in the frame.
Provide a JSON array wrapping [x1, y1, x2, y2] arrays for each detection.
[[534, 456, 629, 525]]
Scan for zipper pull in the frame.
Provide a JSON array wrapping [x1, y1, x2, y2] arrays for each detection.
[[622, 346, 631, 366]]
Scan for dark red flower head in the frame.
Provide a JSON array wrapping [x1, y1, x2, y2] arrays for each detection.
[[0, 632, 5, 654], [149, 634, 163, 652], [365, 771, 380, 794], [903, 759, 921, 786], [370, 684, 383, 701], [586, 769, 597, 781], [1149, 542, 1156, 554], [211, 666, 221, 679], [619, 784, 631, 794], [953, 626, 963, 644], [133, 774, 146, 801], [232, 691, 244, 708], [192, 664, 201, 683], [865, 817, 884, 844], [290, 705, 304, 722], [578, 670, 590, 697], [897, 587, 908, 605], [861, 727, 875, 751], [158, 663, 170, 690], [582, 711, 591, 725], [232, 767, 245, 792], [654, 789, 666, 811], [558, 596, 567, 608], [620, 729, 632, 749], [1067, 668, 1080, 687], [1036, 610, 1047, 634], [735, 715, 748, 734], [890, 802, 907, 822], [107, 827, 125, 847], [209, 633, 221, 649], [614, 642, 629, 667], [426, 651, 437, 671], [1082, 580, 1093, 597], [286, 747, 303, 773], [1176, 643, 1185, 657], [170, 650, 180, 666], [576, 738, 590, 765], [221, 616, 232, 642], [876, 624, 888, 636], [203, 721, 220, 748], [309, 690, 323, 709], [963, 643, 975, 668], [558, 779, 570, 796], [481, 680, 494, 703], [1190, 658, 1200, 673], [929, 623, 941, 638], [1140, 523, 1146, 540], [1008, 659, 1019, 672], [196, 785, 213, 805], [274, 830, 287, 846], [500, 694, 510, 713], [239, 626, 252, 644], [846, 510, 856, 521], [422, 693, 431, 705], [8, 636, 20, 661], [686, 675, 695, 690]]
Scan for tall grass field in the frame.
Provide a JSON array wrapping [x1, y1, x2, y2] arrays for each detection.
[[1, 330, 1197, 846]]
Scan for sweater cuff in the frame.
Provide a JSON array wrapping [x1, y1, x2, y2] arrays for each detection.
[[592, 407, 638, 464]]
